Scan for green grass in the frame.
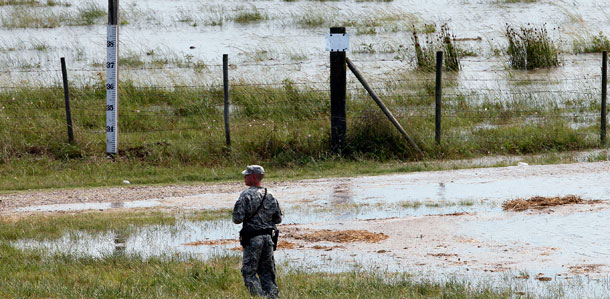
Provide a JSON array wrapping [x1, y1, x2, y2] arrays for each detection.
[[0, 76, 603, 191], [0, 243, 513, 298], [233, 8, 266, 24], [0, 209, 231, 241]]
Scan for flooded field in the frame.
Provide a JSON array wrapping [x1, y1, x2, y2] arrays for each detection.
[[0, 0, 608, 93], [8, 161, 610, 297]]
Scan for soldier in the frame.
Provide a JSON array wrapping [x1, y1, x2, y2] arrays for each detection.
[[233, 165, 282, 298]]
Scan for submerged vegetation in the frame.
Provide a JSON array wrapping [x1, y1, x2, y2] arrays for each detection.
[[572, 32, 610, 54], [505, 24, 560, 70], [412, 24, 461, 71], [0, 0, 104, 28]]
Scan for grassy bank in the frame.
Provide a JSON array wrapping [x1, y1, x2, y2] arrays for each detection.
[[0, 246, 512, 298], [0, 78, 604, 190]]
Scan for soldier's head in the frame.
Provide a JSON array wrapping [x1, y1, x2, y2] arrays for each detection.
[[242, 165, 265, 186]]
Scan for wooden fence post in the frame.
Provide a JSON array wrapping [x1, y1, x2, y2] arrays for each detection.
[[435, 51, 443, 145], [60, 57, 74, 144], [330, 27, 347, 152], [223, 54, 231, 152]]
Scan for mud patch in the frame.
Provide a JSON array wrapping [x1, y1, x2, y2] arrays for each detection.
[[427, 253, 458, 257], [535, 273, 552, 282], [277, 241, 297, 250], [183, 239, 236, 246], [502, 195, 600, 211], [284, 228, 389, 243], [311, 245, 346, 251], [569, 264, 606, 275], [228, 241, 296, 251], [436, 212, 475, 217]]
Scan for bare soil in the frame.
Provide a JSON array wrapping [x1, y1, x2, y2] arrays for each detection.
[[183, 239, 237, 246], [282, 228, 389, 243]]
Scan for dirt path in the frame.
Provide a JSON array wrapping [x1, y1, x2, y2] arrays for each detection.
[[3, 160, 610, 214]]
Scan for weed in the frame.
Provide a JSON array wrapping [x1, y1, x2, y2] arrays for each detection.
[[505, 24, 560, 70], [572, 32, 610, 54], [233, 7, 266, 24], [29, 38, 48, 51], [412, 24, 461, 71], [76, 0, 104, 25]]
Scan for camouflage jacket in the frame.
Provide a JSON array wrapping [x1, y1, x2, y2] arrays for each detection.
[[233, 186, 282, 232]]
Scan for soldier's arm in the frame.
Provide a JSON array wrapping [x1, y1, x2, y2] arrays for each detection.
[[272, 195, 282, 224], [232, 193, 248, 224]]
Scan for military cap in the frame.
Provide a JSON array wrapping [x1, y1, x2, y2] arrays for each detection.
[[242, 165, 265, 175]]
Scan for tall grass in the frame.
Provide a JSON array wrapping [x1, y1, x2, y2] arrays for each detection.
[[412, 24, 461, 71], [506, 24, 560, 70], [573, 32, 610, 54]]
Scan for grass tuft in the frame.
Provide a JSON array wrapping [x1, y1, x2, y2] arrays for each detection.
[[505, 24, 560, 70], [412, 24, 461, 71], [573, 32, 610, 54]]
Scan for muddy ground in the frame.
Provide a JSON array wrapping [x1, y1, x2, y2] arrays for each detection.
[[5, 161, 610, 296]]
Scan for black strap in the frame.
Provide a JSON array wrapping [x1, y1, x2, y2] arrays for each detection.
[[244, 188, 267, 222]]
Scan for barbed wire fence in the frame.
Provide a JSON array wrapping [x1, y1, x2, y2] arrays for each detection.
[[0, 49, 607, 160]]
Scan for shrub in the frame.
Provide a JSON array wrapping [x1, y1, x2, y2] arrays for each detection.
[[346, 109, 415, 160], [506, 24, 560, 70]]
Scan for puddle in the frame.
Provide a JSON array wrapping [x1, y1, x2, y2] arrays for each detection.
[[16, 199, 161, 212]]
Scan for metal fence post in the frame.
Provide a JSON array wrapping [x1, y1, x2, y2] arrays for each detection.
[[60, 57, 74, 144], [602, 51, 607, 146], [435, 51, 443, 145], [223, 54, 231, 152]]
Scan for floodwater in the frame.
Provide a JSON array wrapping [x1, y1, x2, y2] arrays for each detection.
[[0, 0, 607, 94], [12, 162, 610, 297]]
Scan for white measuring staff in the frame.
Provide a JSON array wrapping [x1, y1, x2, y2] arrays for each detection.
[[106, 24, 118, 154]]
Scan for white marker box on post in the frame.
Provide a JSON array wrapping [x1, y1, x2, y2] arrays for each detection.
[[325, 33, 350, 52]]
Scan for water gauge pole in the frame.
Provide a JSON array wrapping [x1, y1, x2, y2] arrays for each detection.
[[106, 0, 119, 155]]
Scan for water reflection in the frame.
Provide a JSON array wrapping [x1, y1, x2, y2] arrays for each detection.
[[113, 230, 127, 256], [331, 181, 353, 204]]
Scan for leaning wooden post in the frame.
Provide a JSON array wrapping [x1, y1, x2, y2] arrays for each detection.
[[435, 51, 443, 145], [346, 57, 425, 158], [223, 54, 231, 152], [106, 0, 119, 155], [60, 57, 75, 144], [602, 51, 607, 146], [329, 27, 347, 152]]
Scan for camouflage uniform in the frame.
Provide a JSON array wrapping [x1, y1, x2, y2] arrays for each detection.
[[233, 186, 282, 298]]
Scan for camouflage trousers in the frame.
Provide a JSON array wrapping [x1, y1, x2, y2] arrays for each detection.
[[242, 234, 278, 298]]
